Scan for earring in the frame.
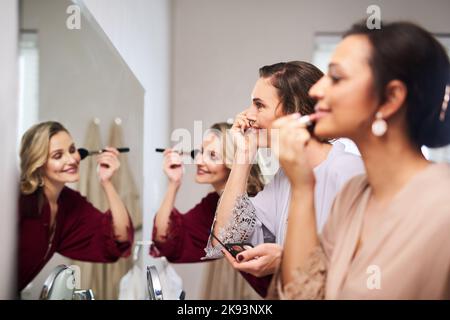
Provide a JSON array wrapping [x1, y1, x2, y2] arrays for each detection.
[[439, 85, 450, 122], [371, 112, 387, 137], [38, 176, 44, 187]]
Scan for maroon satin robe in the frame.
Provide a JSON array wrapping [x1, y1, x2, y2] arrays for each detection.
[[18, 186, 134, 291], [150, 192, 271, 297]]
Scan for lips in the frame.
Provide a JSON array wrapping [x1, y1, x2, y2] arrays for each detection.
[[62, 166, 78, 174], [313, 104, 331, 119], [314, 110, 331, 119], [197, 167, 211, 175]]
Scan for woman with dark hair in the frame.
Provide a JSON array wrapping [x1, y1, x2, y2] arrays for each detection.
[[271, 21, 450, 299], [205, 61, 365, 297], [18, 121, 134, 292]]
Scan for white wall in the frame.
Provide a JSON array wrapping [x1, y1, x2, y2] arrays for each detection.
[[21, 0, 144, 188], [0, 0, 18, 299], [82, 0, 172, 291], [171, 0, 450, 299]]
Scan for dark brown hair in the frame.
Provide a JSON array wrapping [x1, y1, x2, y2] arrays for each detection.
[[258, 61, 324, 116], [344, 21, 450, 148]]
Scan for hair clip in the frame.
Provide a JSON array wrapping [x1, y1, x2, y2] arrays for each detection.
[[439, 84, 450, 122]]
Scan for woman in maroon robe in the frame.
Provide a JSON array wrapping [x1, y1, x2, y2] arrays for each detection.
[[18, 121, 134, 292], [150, 122, 272, 297]]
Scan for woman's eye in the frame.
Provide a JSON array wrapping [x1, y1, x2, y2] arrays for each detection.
[[69, 146, 76, 153], [256, 103, 264, 110], [53, 153, 62, 159], [328, 73, 342, 84]]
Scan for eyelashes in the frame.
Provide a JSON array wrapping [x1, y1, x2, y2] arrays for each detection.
[[51, 146, 77, 160]]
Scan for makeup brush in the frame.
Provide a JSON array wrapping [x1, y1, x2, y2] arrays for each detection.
[[298, 114, 317, 136], [78, 147, 130, 160], [155, 148, 199, 159]]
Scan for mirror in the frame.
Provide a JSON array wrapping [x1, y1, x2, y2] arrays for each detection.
[[146, 266, 163, 300], [39, 265, 76, 300], [19, 0, 144, 299]]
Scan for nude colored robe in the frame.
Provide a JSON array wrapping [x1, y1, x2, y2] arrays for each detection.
[[269, 163, 450, 300]]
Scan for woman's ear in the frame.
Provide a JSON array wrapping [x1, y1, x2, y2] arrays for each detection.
[[379, 80, 407, 119]]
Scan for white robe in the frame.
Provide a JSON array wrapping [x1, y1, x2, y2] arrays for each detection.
[[249, 141, 365, 246]]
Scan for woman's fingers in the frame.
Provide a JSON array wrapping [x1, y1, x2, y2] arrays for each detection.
[[233, 111, 253, 134], [164, 151, 182, 164], [235, 119, 248, 134], [224, 255, 265, 275], [97, 155, 118, 170], [222, 249, 256, 272], [222, 249, 241, 268], [97, 153, 118, 165], [235, 247, 258, 262], [102, 146, 120, 157], [272, 113, 300, 129]]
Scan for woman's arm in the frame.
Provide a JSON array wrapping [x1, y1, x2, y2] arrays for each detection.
[[154, 182, 180, 242], [97, 147, 131, 242], [282, 186, 319, 284], [151, 192, 219, 262], [272, 114, 322, 290], [211, 111, 258, 245], [153, 149, 183, 242]]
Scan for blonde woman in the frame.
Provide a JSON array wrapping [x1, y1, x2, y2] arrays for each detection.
[[18, 121, 134, 291], [150, 122, 268, 296]]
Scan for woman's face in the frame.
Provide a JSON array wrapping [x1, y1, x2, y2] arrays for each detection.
[[309, 35, 378, 140], [247, 77, 285, 130], [43, 131, 81, 186], [194, 133, 230, 189], [246, 77, 285, 147]]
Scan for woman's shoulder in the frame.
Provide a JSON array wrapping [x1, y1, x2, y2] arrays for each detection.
[[18, 190, 41, 217], [270, 168, 291, 188], [415, 163, 450, 209], [337, 173, 368, 195], [328, 146, 365, 175], [331, 173, 368, 212], [199, 191, 220, 208]]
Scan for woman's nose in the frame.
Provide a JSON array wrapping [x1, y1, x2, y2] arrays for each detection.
[[309, 75, 326, 99], [66, 152, 79, 164], [194, 152, 204, 165], [246, 106, 257, 121]]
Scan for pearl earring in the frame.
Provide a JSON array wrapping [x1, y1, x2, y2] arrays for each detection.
[[371, 112, 387, 137]]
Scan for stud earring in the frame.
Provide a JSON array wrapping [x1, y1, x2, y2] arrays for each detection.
[[439, 85, 450, 122], [371, 112, 387, 137], [38, 176, 45, 187]]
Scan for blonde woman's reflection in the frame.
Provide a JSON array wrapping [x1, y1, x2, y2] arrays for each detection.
[[18, 121, 134, 292]]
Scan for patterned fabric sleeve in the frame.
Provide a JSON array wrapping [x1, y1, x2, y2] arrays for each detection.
[[203, 194, 257, 259], [266, 245, 328, 300]]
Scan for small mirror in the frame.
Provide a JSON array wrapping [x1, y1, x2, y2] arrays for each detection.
[[146, 265, 163, 300], [39, 265, 76, 300]]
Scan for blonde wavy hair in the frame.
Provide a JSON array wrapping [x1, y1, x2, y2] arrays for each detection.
[[20, 121, 69, 195], [209, 122, 264, 196]]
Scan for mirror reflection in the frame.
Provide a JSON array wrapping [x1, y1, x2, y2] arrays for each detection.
[[19, 0, 144, 300]]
